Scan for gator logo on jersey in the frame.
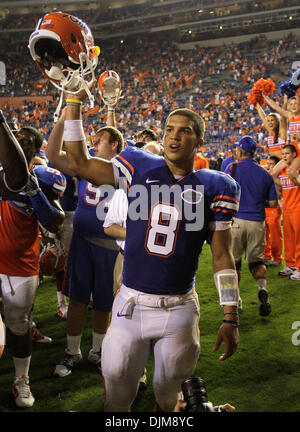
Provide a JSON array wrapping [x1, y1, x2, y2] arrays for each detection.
[[181, 188, 203, 204]]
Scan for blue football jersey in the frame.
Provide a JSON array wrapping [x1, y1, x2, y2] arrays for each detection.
[[113, 147, 240, 295], [72, 147, 117, 238], [34, 165, 66, 198], [73, 177, 116, 238]]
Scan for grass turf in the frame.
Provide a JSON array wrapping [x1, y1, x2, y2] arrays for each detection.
[[1, 243, 300, 412]]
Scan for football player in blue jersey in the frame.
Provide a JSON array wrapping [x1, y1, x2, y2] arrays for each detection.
[[0, 125, 66, 408], [61, 86, 241, 412], [46, 106, 123, 378]]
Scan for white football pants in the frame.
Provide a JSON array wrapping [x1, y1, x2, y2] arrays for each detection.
[[101, 285, 200, 412]]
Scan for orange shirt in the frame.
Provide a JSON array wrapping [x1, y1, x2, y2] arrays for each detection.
[[279, 167, 300, 213], [0, 200, 40, 276], [194, 154, 209, 170], [288, 115, 300, 155]]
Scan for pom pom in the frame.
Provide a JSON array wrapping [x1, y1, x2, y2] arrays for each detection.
[[279, 80, 297, 98], [291, 67, 300, 87], [247, 78, 275, 107]]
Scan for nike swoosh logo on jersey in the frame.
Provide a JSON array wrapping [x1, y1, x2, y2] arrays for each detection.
[[146, 178, 160, 183], [117, 312, 131, 317]]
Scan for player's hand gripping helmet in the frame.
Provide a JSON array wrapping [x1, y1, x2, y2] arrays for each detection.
[[28, 12, 100, 119], [98, 70, 121, 106]]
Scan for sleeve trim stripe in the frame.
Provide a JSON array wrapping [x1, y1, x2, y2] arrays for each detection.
[[53, 183, 66, 191], [52, 188, 64, 196], [56, 180, 66, 186], [210, 201, 239, 211], [116, 155, 134, 176], [212, 208, 237, 215], [213, 194, 240, 202]]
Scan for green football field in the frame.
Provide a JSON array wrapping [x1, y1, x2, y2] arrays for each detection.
[[1, 242, 300, 413]]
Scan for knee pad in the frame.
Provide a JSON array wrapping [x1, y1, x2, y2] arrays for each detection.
[[248, 261, 265, 272]]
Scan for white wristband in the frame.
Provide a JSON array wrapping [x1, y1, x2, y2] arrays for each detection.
[[64, 120, 85, 142], [214, 269, 239, 306]]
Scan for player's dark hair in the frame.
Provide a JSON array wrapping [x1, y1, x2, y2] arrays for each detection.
[[20, 126, 44, 152], [136, 129, 158, 142], [269, 155, 280, 165], [95, 126, 124, 154], [282, 144, 297, 155], [166, 109, 205, 140]]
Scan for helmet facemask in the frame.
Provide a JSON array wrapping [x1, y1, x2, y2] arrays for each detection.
[[98, 71, 122, 106]]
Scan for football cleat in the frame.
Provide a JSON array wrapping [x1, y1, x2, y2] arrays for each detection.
[[289, 271, 300, 280], [88, 348, 101, 371], [98, 70, 121, 106], [278, 266, 298, 276], [31, 325, 52, 344], [258, 288, 271, 317], [13, 375, 35, 408], [54, 351, 82, 377]]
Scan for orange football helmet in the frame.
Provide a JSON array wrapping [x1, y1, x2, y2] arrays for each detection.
[[98, 70, 121, 106], [28, 11, 100, 116], [40, 240, 66, 276]]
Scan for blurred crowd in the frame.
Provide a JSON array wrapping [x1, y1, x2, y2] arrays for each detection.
[[0, 29, 299, 164]]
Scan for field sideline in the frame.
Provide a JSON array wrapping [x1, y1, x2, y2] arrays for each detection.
[[0, 242, 300, 413]]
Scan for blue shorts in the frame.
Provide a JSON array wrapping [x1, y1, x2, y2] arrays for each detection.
[[64, 233, 118, 311]]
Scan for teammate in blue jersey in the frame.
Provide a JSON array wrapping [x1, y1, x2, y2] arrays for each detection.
[[45, 107, 123, 377], [62, 92, 241, 412], [0, 125, 65, 408]]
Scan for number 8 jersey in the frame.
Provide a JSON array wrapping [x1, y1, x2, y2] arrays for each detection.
[[112, 147, 240, 295]]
